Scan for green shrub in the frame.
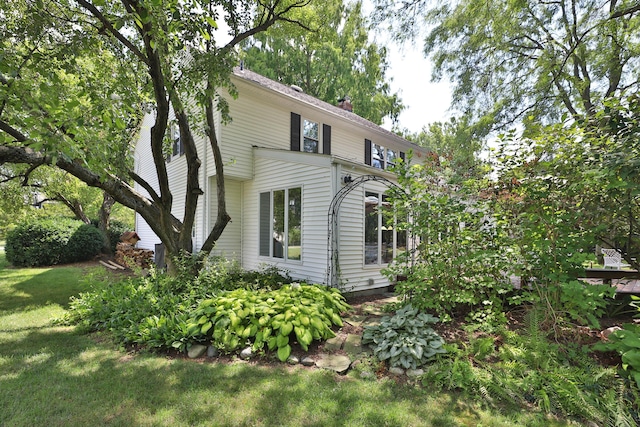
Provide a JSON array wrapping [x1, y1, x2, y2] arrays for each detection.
[[594, 293, 640, 390], [421, 316, 637, 425], [188, 284, 350, 361], [63, 223, 105, 263], [362, 304, 446, 370], [6, 218, 103, 267], [64, 263, 350, 361], [187, 256, 292, 292], [65, 270, 197, 348]]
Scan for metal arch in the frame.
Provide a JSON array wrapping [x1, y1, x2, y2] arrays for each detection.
[[326, 175, 405, 288]]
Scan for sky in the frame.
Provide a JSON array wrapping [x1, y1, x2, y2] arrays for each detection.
[[382, 41, 454, 134]]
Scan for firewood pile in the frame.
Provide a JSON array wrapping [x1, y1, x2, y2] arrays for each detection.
[[114, 242, 154, 268]]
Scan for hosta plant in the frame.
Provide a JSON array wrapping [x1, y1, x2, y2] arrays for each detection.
[[593, 323, 640, 389], [362, 304, 446, 370], [188, 284, 350, 362]]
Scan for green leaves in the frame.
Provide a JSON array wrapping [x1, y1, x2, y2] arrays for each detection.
[[189, 284, 351, 357], [593, 323, 640, 389], [362, 304, 446, 370], [241, 0, 403, 125]]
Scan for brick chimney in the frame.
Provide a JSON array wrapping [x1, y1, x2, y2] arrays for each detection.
[[337, 96, 353, 112]]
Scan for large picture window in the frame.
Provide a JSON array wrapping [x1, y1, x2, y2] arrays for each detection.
[[259, 187, 302, 261], [364, 191, 405, 265]]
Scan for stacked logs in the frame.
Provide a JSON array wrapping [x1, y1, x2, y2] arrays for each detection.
[[114, 232, 154, 268]]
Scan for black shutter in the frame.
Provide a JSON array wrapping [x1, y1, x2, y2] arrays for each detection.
[[259, 192, 271, 257], [400, 151, 405, 162], [290, 112, 301, 151], [364, 139, 372, 166], [323, 124, 331, 155]]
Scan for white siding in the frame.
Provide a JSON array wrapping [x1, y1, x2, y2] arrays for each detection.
[[134, 113, 161, 251], [242, 148, 332, 284], [209, 177, 242, 261]]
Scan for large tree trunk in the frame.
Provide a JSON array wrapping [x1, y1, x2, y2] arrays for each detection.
[[98, 192, 115, 253]]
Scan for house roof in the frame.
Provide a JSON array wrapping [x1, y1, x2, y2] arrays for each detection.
[[231, 67, 420, 151]]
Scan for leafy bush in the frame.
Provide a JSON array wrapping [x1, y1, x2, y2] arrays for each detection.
[[193, 258, 292, 291], [594, 297, 640, 392], [172, 254, 293, 293], [386, 155, 518, 326], [63, 223, 105, 263], [362, 304, 446, 370], [6, 218, 103, 266], [422, 320, 637, 425], [64, 262, 350, 361], [188, 284, 350, 361], [64, 270, 195, 348], [594, 324, 640, 389]]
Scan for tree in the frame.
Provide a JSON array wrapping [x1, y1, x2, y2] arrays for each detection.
[[242, 0, 403, 125], [400, 115, 488, 182], [0, 0, 310, 273], [494, 93, 640, 270], [372, 0, 640, 132]]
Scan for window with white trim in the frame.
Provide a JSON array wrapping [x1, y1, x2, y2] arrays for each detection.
[[259, 187, 302, 261], [365, 140, 405, 169], [303, 119, 319, 153], [364, 191, 406, 265], [372, 144, 385, 169], [166, 123, 183, 162]]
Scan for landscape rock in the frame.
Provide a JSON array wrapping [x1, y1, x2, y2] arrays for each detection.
[[323, 336, 344, 352], [301, 356, 315, 367], [316, 354, 352, 374], [389, 367, 405, 376], [406, 369, 424, 378], [207, 346, 218, 358], [187, 344, 207, 359], [239, 347, 252, 360], [344, 315, 368, 328], [287, 355, 300, 365], [343, 334, 363, 354]]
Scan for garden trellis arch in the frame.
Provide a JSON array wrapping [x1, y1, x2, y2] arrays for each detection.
[[326, 175, 414, 288]]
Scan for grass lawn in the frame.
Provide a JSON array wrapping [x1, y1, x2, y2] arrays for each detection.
[[0, 251, 573, 427]]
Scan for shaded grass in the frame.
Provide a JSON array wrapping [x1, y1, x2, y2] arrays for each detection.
[[0, 251, 574, 427]]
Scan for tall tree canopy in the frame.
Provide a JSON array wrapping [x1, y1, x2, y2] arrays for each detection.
[[373, 0, 640, 132], [0, 0, 310, 272], [242, 0, 403, 124], [402, 116, 487, 182]]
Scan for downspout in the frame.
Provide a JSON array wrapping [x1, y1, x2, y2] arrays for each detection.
[[201, 124, 208, 252]]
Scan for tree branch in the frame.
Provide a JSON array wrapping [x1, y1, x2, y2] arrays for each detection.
[[610, 3, 640, 19], [75, 0, 149, 66]]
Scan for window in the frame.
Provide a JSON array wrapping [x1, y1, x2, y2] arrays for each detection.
[[290, 113, 331, 154], [166, 123, 183, 161], [303, 120, 319, 153], [372, 144, 385, 169], [364, 139, 404, 169], [259, 187, 302, 261], [387, 149, 397, 166], [364, 191, 406, 265]]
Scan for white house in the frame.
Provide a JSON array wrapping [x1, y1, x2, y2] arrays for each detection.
[[133, 66, 426, 293]]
